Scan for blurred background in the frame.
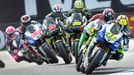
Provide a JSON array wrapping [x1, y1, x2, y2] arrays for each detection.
[[0, 0, 134, 49]]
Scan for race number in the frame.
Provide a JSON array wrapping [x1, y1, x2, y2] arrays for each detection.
[[48, 24, 56, 31]]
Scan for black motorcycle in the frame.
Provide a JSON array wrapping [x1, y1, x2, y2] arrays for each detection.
[[43, 17, 72, 64], [65, 13, 86, 63]]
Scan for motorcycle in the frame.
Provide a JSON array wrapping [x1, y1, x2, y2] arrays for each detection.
[[22, 23, 58, 64], [79, 23, 123, 74], [76, 35, 93, 72], [20, 41, 45, 65], [65, 13, 87, 64], [43, 17, 72, 64], [76, 19, 103, 71]]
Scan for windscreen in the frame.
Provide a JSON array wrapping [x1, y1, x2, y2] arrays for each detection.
[[110, 23, 120, 35]]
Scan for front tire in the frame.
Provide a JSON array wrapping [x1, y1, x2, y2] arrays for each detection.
[[56, 40, 72, 64], [24, 50, 44, 65], [76, 54, 83, 72], [85, 49, 105, 74], [73, 40, 79, 64], [42, 42, 59, 63]]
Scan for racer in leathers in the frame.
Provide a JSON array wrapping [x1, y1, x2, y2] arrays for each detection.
[[44, 4, 67, 26], [64, 13, 87, 49], [83, 15, 130, 67], [78, 8, 115, 53], [5, 26, 25, 62], [17, 15, 41, 40], [88, 8, 115, 23], [111, 15, 130, 60], [42, 4, 67, 50], [67, 0, 92, 19], [78, 19, 104, 53], [43, 4, 67, 37]]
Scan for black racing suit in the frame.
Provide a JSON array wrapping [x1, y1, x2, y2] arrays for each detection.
[[67, 8, 92, 20]]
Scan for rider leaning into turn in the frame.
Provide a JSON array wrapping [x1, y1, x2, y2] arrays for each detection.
[[17, 15, 41, 40], [42, 4, 67, 38], [5, 26, 25, 62], [88, 8, 115, 23], [44, 4, 67, 25], [78, 19, 104, 52], [111, 15, 130, 60], [78, 8, 115, 53], [64, 12, 87, 33], [83, 15, 130, 67]]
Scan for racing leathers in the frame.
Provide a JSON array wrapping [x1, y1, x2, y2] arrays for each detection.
[[64, 13, 87, 33], [5, 31, 23, 62], [111, 23, 130, 60], [78, 19, 104, 53], [106, 20, 130, 60], [43, 12, 67, 37], [17, 20, 42, 40], [64, 13, 87, 48], [45, 12, 67, 24], [83, 22, 130, 67], [67, 8, 92, 20]]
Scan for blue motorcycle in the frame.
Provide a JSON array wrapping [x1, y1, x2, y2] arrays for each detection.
[[80, 23, 123, 74]]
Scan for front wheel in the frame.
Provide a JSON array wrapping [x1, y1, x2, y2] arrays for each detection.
[[76, 54, 83, 72], [85, 49, 105, 74], [56, 40, 72, 64], [42, 42, 59, 63], [73, 40, 79, 64], [24, 49, 44, 65]]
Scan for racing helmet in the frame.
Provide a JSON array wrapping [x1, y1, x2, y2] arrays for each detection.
[[5, 26, 16, 37], [103, 8, 115, 22], [20, 15, 31, 26], [52, 4, 63, 13], [74, 0, 84, 9], [115, 15, 128, 30]]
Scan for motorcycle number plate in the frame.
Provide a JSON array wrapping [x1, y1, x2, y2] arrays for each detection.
[[48, 24, 56, 31], [72, 21, 81, 26], [106, 32, 117, 42]]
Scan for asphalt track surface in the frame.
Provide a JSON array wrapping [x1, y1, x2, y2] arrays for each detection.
[[0, 40, 134, 75]]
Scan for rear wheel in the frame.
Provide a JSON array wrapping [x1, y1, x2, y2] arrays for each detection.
[[56, 40, 72, 64]]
